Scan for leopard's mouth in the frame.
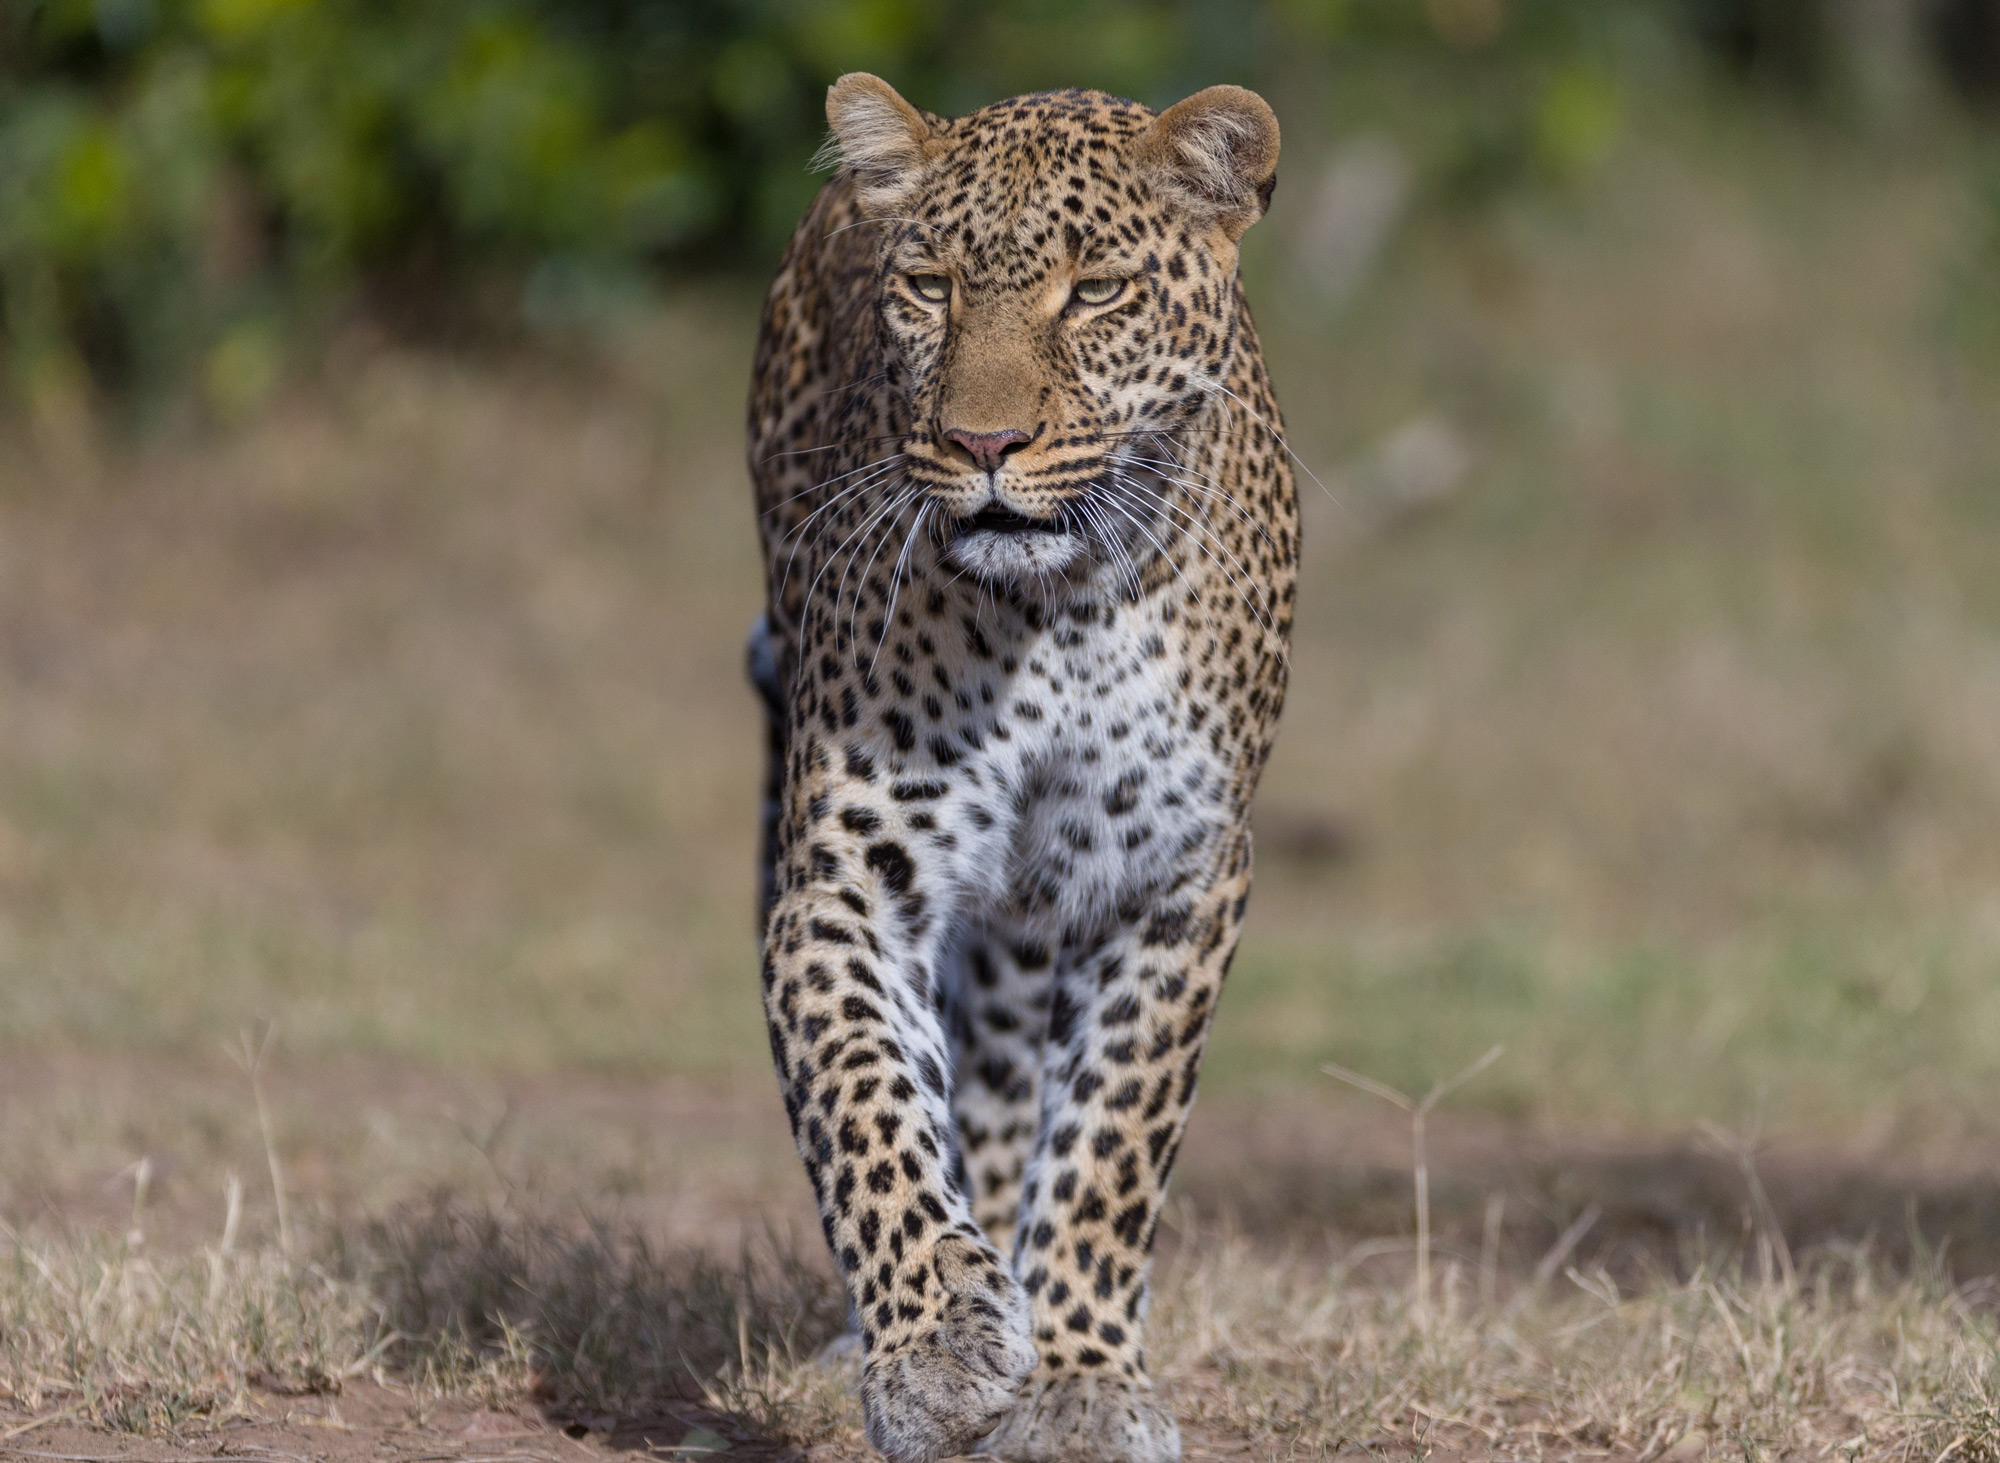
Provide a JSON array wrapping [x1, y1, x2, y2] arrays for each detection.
[[957, 506, 1070, 536], [944, 502, 1088, 581]]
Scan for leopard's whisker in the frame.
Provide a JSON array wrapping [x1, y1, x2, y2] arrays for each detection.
[[1090, 481, 1208, 628], [829, 484, 924, 632], [845, 488, 923, 662], [820, 214, 943, 239], [816, 370, 893, 401], [1091, 495, 1149, 603], [778, 461, 908, 595], [801, 481, 921, 632], [1116, 452, 1280, 555], [765, 451, 904, 524], [758, 431, 909, 465], [870, 503, 931, 678], [1115, 464, 1281, 604], [1116, 476, 1284, 644], [1108, 448, 1279, 578], [1073, 498, 1139, 601], [1099, 474, 1283, 647], [1191, 376, 1342, 510]]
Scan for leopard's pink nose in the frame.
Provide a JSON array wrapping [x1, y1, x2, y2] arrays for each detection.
[[944, 427, 1031, 472]]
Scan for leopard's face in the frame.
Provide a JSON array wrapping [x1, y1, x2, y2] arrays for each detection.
[[831, 86, 1278, 585]]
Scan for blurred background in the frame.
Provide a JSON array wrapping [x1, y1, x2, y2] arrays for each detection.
[[8, 0, 2000, 1261]]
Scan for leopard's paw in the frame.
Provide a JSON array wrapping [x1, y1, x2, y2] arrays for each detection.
[[859, 1235, 1035, 1463], [981, 1373, 1181, 1463]]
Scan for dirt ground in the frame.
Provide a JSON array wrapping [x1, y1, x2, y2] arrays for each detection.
[[0, 1379, 1423, 1463], [8, 1047, 1999, 1276], [4, 1047, 1997, 1462]]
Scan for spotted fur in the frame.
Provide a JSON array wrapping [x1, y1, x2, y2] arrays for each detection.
[[747, 75, 1296, 1463]]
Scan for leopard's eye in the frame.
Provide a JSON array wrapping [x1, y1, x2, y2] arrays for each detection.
[[1071, 277, 1126, 308], [909, 273, 952, 303]]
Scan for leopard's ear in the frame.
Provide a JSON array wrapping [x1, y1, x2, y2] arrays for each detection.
[[824, 74, 940, 215], [1140, 85, 1281, 241]]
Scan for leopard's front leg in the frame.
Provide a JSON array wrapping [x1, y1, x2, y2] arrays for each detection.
[[946, 916, 1057, 1256], [762, 759, 1036, 1463], [982, 831, 1254, 1463]]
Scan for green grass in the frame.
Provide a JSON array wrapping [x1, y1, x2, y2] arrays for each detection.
[[3, 83, 2000, 1148], [1212, 915, 2000, 1128], [1217, 83, 2000, 1131]]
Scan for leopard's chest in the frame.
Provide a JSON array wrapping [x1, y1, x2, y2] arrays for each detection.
[[914, 608, 1234, 936]]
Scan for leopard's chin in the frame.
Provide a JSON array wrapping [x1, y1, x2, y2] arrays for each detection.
[[945, 527, 1089, 581], [945, 507, 1089, 582]]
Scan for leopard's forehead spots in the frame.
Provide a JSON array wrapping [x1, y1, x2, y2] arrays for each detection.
[[914, 90, 1163, 288]]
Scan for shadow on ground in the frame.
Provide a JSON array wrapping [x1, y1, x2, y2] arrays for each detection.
[[1179, 1098, 2000, 1282]]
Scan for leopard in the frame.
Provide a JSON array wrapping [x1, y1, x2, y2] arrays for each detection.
[[744, 73, 1297, 1463]]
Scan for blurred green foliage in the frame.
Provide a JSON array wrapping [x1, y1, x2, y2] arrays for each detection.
[[0, 0, 1987, 415]]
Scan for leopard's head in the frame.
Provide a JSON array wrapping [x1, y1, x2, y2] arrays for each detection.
[[825, 76, 1280, 583]]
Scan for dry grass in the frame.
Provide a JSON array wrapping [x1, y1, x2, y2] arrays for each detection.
[[5, 1210, 1999, 1459], [1152, 1235, 2000, 1460], [0, 1230, 378, 1433], [351, 1199, 847, 1420]]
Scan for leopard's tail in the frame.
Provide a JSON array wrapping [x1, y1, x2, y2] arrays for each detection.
[[745, 613, 785, 929]]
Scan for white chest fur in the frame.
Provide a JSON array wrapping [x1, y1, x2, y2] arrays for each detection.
[[896, 599, 1227, 944]]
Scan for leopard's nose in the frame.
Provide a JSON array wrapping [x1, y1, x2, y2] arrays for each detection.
[[943, 427, 1031, 473]]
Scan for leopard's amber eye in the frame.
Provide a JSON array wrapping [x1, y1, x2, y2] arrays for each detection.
[[909, 273, 951, 303], [1071, 277, 1125, 308]]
